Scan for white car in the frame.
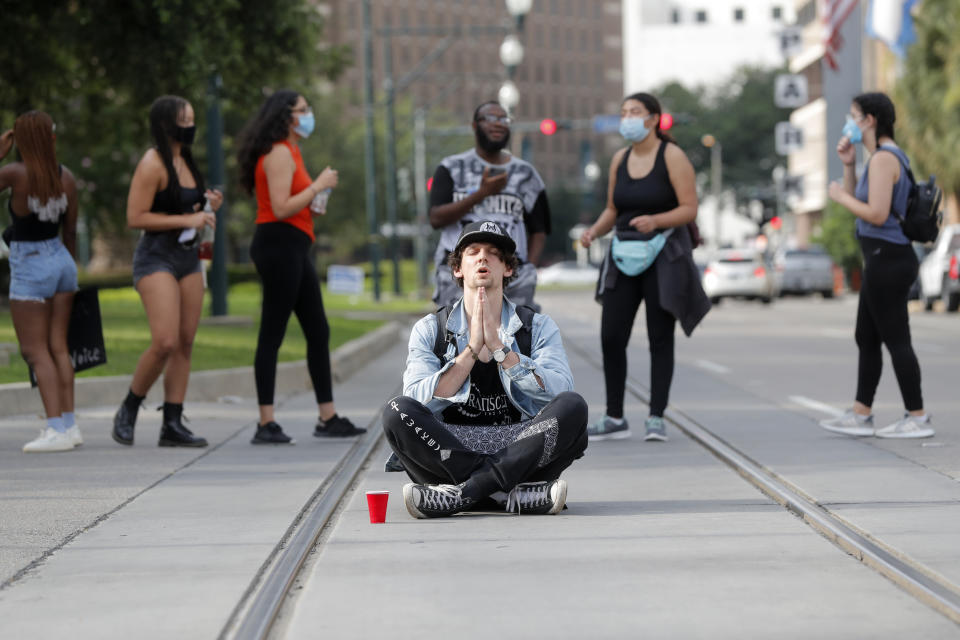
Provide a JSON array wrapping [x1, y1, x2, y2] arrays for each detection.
[[918, 224, 960, 312], [537, 260, 599, 286], [702, 248, 778, 304]]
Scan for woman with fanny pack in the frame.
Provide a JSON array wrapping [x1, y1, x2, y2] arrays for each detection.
[[580, 92, 706, 442], [0, 111, 81, 452], [819, 92, 932, 439], [111, 95, 223, 448]]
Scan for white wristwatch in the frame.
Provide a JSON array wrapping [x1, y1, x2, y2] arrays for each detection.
[[492, 345, 511, 364]]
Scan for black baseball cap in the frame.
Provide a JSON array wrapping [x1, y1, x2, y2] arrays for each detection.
[[454, 220, 516, 255]]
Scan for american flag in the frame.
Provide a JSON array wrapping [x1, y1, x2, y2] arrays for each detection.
[[822, 0, 860, 70]]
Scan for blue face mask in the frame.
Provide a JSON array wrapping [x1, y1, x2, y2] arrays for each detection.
[[294, 111, 315, 138], [842, 116, 862, 144], [620, 116, 651, 142]]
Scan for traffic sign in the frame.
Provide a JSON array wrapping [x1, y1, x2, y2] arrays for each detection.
[[775, 122, 804, 155], [783, 174, 804, 197], [779, 26, 803, 58], [774, 74, 808, 108]]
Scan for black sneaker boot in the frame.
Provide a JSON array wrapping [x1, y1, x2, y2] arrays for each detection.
[[251, 421, 295, 445], [112, 389, 144, 446], [158, 402, 208, 447], [313, 414, 367, 438], [402, 482, 477, 518]]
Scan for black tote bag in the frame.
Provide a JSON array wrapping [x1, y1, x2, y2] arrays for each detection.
[[29, 287, 107, 386]]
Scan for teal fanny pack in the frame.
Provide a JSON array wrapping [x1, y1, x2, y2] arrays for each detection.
[[611, 229, 672, 276]]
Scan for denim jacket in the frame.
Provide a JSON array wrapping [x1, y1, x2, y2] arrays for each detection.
[[402, 296, 575, 419]]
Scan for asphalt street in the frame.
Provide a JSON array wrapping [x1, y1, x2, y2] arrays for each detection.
[[0, 289, 958, 638]]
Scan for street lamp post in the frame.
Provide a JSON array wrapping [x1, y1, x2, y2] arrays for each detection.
[[362, 0, 382, 301], [702, 134, 722, 249]]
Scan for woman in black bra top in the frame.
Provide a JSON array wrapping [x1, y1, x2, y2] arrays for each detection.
[[111, 96, 223, 449], [0, 111, 81, 453], [580, 92, 703, 443]]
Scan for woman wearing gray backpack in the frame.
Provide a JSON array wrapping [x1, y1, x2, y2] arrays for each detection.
[[820, 92, 932, 439]]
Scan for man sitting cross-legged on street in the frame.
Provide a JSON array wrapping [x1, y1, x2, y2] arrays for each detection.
[[382, 220, 588, 519]]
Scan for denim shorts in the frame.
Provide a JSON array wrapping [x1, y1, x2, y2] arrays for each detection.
[[132, 231, 201, 286], [8, 237, 79, 302]]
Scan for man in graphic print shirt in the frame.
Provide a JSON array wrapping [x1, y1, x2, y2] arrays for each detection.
[[381, 221, 587, 518], [429, 101, 551, 311]]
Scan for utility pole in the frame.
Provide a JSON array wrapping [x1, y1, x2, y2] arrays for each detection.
[[362, 0, 381, 301], [382, 29, 401, 295], [206, 72, 228, 316], [413, 108, 429, 292]]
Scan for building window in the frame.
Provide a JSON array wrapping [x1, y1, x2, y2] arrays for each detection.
[[733, 7, 744, 22], [772, 6, 783, 20], [695, 9, 708, 23], [670, 8, 681, 23]]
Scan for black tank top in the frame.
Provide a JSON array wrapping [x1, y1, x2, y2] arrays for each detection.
[[613, 142, 678, 231], [8, 165, 66, 242], [150, 182, 203, 216]]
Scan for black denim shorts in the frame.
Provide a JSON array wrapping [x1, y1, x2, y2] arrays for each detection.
[[132, 231, 201, 286]]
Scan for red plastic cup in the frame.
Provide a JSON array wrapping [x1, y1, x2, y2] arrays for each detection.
[[366, 490, 389, 523]]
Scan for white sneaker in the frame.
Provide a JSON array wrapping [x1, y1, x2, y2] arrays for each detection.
[[23, 428, 76, 453], [65, 424, 83, 446], [819, 410, 875, 436], [874, 414, 935, 439]]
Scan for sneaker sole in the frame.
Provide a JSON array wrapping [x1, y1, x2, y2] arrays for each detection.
[[644, 432, 668, 442], [402, 484, 427, 519], [547, 480, 568, 515], [874, 429, 935, 439], [23, 442, 75, 453], [819, 423, 875, 437], [587, 429, 632, 442]]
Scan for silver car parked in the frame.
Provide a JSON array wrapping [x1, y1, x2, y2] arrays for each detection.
[[702, 248, 778, 304], [774, 245, 836, 298]]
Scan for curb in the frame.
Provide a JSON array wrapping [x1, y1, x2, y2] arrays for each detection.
[[0, 321, 406, 417]]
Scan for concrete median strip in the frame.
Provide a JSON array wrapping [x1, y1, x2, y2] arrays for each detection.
[[0, 321, 405, 418]]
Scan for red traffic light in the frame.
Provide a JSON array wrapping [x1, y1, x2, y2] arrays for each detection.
[[540, 118, 558, 136], [769, 215, 782, 230], [660, 113, 674, 131]]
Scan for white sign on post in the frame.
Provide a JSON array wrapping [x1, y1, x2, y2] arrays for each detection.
[[775, 122, 804, 155], [774, 74, 809, 108], [327, 265, 365, 295], [779, 26, 803, 58]]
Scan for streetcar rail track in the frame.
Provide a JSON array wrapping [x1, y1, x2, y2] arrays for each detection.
[[220, 386, 397, 640], [566, 340, 960, 625]]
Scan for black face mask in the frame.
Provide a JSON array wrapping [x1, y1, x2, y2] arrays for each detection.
[[475, 124, 510, 154], [172, 125, 196, 145]]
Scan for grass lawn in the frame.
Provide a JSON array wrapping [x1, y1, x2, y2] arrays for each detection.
[[0, 279, 432, 385]]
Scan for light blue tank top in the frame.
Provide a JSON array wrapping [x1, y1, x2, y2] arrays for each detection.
[[855, 144, 911, 245]]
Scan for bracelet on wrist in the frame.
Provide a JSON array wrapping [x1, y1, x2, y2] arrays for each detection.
[[464, 344, 479, 361]]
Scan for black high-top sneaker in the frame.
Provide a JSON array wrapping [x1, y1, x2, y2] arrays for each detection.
[[158, 403, 208, 447], [504, 479, 567, 515], [402, 482, 476, 518]]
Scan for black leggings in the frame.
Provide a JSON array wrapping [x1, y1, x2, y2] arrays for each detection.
[[601, 262, 676, 418], [855, 237, 922, 411], [382, 392, 588, 500], [250, 223, 332, 406]]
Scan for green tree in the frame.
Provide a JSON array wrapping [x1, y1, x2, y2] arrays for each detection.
[[0, 1, 350, 241], [813, 201, 861, 275], [895, 0, 960, 204]]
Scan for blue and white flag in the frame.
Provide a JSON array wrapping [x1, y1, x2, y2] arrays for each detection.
[[866, 0, 917, 58]]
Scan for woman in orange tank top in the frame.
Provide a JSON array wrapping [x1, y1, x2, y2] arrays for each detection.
[[237, 89, 364, 444]]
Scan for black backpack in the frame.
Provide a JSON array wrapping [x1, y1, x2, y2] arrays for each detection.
[[432, 303, 536, 361], [891, 154, 943, 243]]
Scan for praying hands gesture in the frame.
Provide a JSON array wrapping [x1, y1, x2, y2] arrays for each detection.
[[468, 286, 505, 360]]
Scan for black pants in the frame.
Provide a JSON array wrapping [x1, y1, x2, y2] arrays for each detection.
[[855, 237, 923, 411], [601, 263, 676, 418], [250, 223, 332, 406], [382, 392, 588, 501]]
